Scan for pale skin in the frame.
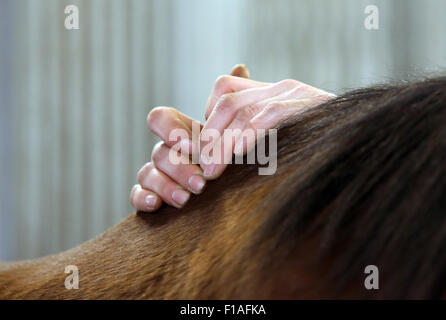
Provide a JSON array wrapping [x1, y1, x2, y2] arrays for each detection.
[[130, 65, 334, 212]]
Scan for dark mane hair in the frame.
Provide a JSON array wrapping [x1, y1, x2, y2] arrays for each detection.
[[241, 77, 446, 298]]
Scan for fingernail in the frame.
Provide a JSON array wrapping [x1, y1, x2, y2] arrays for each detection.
[[172, 189, 190, 207], [188, 174, 206, 194], [203, 164, 215, 178], [145, 194, 157, 209]]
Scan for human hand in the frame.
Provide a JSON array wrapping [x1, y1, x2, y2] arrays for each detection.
[[199, 70, 335, 180], [130, 65, 254, 212]]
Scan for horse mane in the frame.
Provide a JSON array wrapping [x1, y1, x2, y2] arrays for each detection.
[[256, 77, 446, 299], [1, 77, 445, 299]]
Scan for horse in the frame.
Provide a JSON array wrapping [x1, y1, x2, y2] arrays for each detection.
[[1, 78, 445, 299]]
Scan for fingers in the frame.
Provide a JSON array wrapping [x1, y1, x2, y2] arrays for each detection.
[[130, 184, 162, 212], [229, 64, 250, 79], [147, 107, 202, 155], [226, 83, 329, 136], [201, 89, 334, 179], [200, 79, 301, 172], [249, 95, 334, 131], [203, 79, 300, 140], [233, 95, 333, 155], [232, 100, 300, 156], [151, 141, 205, 194], [137, 162, 191, 209], [199, 85, 303, 179], [205, 75, 269, 120], [135, 70, 335, 213], [135, 107, 205, 213], [204, 64, 261, 120]]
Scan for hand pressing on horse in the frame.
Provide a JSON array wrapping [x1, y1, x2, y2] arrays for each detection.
[[131, 65, 334, 212], [130, 65, 254, 211], [199, 69, 335, 180]]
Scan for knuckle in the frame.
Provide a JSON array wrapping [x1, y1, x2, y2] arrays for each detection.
[[237, 104, 261, 120], [214, 75, 231, 91], [280, 78, 300, 88], [130, 184, 139, 202], [137, 162, 153, 184], [147, 107, 165, 127], [151, 142, 165, 163], [266, 102, 284, 113], [147, 106, 175, 127], [215, 93, 236, 113]]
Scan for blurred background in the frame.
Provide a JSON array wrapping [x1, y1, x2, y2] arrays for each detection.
[[1, 0, 446, 260]]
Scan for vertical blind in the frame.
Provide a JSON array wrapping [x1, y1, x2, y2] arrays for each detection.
[[2, 0, 446, 260]]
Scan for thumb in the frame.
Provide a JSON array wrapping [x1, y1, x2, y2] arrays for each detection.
[[229, 64, 250, 79]]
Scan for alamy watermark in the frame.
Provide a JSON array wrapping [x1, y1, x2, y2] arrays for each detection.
[[364, 265, 379, 290], [64, 265, 79, 289], [364, 5, 379, 30], [167, 122, 277, 176], [64, 5, 79, 30]]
